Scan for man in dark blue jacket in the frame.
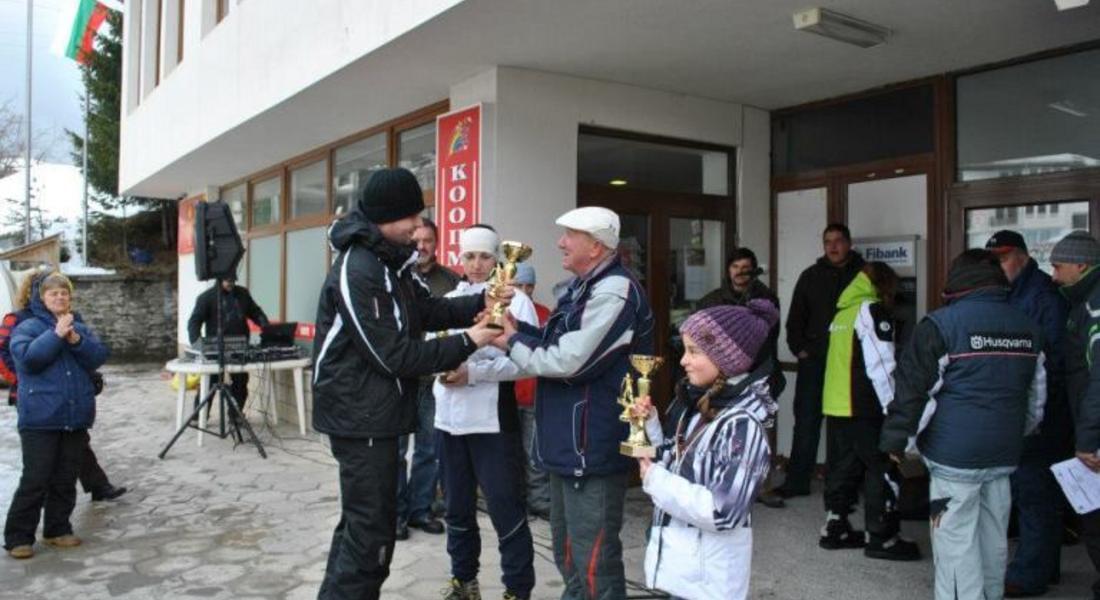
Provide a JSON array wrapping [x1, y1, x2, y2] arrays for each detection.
[[986, 230, 1071, 597], [494, 206, 655, 600], [881, 250, 1045, 600]]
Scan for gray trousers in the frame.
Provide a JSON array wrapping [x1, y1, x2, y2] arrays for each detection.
[[549, 472, 627, 600], [519, 407, 550, 513], [929, 469, 1012, 600]]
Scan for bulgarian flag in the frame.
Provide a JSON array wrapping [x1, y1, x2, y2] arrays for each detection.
[[52, 0, 123, 64]]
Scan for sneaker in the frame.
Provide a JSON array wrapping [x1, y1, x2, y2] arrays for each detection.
[[90, 485, 128, 502], [442, 577, 481, 600], [408, 517, 444, 535], [864, 536, 921, 561], [7, 545, 33, 559], [395, 521, 410, 541], [43, 535, 82, 548], [502, 592, 528, 600], [819, 513, 865, 550]]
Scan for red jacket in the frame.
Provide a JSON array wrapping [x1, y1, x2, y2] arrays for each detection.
[[514, 302, 550, 407]]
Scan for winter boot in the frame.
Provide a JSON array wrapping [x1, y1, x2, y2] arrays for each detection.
[[442, 578, 481, 600], [819, 512, 866, 550], [864, 535, 921, 561]]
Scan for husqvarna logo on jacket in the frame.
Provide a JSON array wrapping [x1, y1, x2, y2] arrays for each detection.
[[968, 333, 1034, 352]]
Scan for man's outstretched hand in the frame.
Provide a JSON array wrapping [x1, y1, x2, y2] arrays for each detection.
[[489, 312, 517, 350], [465, 315, 504, 348]]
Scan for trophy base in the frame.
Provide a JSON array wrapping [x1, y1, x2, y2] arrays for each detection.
[[620, 442, 656, 458], [485, 322, 504, 331]]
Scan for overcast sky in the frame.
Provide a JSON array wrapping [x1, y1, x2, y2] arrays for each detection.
[[0, 0, 86, 164]]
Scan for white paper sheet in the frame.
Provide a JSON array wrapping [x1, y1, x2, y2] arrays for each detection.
[[1051, 457, 1100, 515]]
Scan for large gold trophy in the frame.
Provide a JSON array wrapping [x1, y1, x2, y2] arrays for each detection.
[[618, 354, 665, 458], [486, 241, 533, 329]]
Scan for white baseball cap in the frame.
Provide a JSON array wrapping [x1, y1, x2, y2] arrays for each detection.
[[555, 207, 620, 250]]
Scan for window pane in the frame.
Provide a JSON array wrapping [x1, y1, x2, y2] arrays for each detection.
[[290, 160, 327, 218], [222, 184, 246, 230], [286, 227, 327, 325], [334, 133, 387, 216], [772, 85, 934, 176], [252, 176, 281, 227], [966, 201, 1090, 273], [958, 49, 1100, 182], [248, 235, 282, 320], [398, 123, 436, 206], [578, 133, 730, 195]]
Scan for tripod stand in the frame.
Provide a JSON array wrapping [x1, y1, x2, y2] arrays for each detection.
[[159, 283, 267, 459]]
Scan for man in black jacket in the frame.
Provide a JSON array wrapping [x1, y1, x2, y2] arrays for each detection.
[[187, 277, 269, 413], [778, 223, 865, 497], [312, 168, 504, 600], [1050, 231, 1100, 600], [698, 247, 786, 508]]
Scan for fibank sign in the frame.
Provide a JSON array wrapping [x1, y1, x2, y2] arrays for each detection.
[[853, 238, 917, 269]]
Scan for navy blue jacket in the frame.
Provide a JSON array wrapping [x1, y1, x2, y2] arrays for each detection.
[[881, 288, 1045, 469], [11, 290, 110, 431], [508, 256, 654, 477], [1008, 259, 1067, 384]]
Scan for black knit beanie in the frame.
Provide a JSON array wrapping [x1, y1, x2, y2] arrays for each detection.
[[943, 249, 1008, 296], [357, 168, 425, 224]]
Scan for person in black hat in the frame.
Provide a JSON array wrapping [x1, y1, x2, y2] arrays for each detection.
[[187, 275, 269, 416], [881, 249, 1045, 600], [311, 168, 507, 600], [984, 230, 1071, 597]]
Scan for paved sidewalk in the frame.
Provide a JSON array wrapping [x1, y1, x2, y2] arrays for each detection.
[[1, 365, 1094, 599]]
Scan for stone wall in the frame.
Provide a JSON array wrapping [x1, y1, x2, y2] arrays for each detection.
[[71, 273, 178, 361]]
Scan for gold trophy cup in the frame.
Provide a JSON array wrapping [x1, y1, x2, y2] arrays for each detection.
[[486, 241, 533, 329], [617, 354, 665, 458]]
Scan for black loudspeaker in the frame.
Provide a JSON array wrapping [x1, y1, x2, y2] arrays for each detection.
[[194, 201, 245, 281]]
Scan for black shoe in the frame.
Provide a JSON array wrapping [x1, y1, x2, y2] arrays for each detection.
[[90, 485, 127, 502], [1004, 583, 1047, 598], [774, 485, 810, 499], [819, 513, 866, 550], [395, 521, 410, 541], [757, 491, 786, 509], [864, 536, 921, 561], [408, 517, 445, 535]]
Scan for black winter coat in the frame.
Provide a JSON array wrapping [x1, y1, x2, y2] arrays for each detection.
[[785, 253, 865, 359], [187, 285, 269, 344], [1061, 266, 1100, 453], [311, 210, 484, 438]]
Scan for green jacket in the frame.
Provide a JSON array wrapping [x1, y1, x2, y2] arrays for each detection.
[[823, 272, 897, 418]]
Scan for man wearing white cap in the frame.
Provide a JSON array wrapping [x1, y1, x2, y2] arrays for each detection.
[[493, 206, 655, 600]]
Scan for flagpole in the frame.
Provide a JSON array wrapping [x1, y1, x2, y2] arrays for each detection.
[[24, 0, 32, 245], [82, 87, 89, 264]]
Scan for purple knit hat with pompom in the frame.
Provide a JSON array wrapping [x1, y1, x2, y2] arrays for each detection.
[[679, 299, 779, 377]]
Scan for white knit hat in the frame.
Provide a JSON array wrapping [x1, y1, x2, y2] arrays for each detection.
[[459, 227, 500, 257], [556, 206, 620, 250]]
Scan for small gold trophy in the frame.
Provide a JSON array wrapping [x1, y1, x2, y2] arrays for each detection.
[[617, 354, 665, 458], [486, 241, 533, 329]]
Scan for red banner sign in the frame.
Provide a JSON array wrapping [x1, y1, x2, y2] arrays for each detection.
[[178, 196, 200, 254], [435, 104, 482, 268]]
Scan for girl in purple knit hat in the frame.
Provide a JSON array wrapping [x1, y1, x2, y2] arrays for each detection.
[[632, 299, 778, 600]]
